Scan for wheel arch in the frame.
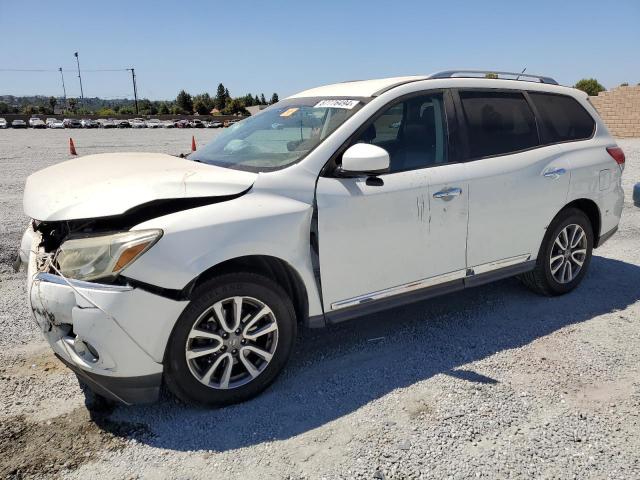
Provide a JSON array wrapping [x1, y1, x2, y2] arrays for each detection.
[[185, 255, 309, 326], [559, 198, 602, 246]]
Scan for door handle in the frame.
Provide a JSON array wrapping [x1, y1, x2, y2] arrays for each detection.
[[543, 168, 566, 179], [433, 187, 462, 200]]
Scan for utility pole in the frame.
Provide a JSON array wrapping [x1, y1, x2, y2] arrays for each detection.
[[128, 68, 139, 115], [74, 52, 84, 103], [58, 67, 67, 109]]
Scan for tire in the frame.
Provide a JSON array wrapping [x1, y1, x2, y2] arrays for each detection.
[[520, 208, 594, 296], [164, 272, 297, 407]]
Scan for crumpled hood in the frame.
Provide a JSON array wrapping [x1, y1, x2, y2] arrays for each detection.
[[24, 152, 257, 221]]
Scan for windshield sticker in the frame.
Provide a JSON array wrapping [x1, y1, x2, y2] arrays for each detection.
[[314, 99, 360, 109], [280, 107, 299, 117]]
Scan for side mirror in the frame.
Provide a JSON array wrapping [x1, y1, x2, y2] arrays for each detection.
[[339, 143, 390, 176]]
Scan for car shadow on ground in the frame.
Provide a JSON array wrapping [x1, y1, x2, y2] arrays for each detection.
[[93, 255, 640, 452]]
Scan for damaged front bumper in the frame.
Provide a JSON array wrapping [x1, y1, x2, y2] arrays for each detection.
[[25, 229, 188, 405]]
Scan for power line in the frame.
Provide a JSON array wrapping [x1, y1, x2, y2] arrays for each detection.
[[0, 68, 130, 72]]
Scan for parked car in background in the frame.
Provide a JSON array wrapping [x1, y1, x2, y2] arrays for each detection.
[[146, 119, 163, 129], [224, 119, 239, 127], [11, 119, 27, 128], [48, 119, 65, 129], [81, 119, 98, 128], [190, 119, 205, 128], [116, 119, 131, 128], [131, 118, 147, 128], [162, 120, 175, 128], [45, 118, 57, 127], [0, 118, 7, 129], [63, 118, 82, 128], [207, 121, 223, 128], [29, 117, 46, 129], [175, 119, 191, 128]]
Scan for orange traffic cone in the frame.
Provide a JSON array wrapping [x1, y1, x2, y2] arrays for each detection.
[[69, 138, 77, 156], [191, 136, 197, 152]]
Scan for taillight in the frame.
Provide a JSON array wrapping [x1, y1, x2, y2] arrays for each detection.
[[606, 146, 625, 166]]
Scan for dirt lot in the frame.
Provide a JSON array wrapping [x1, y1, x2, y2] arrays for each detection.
[[0, 130, 639, 479]]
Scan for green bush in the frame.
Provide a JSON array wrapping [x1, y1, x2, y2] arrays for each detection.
[[574, 78, 605, 96]]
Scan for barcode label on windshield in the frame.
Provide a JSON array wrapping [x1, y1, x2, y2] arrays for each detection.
[[314, 99, 360, 109]]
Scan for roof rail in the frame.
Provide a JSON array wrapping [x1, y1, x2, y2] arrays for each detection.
[[428, 70, 558, 85]]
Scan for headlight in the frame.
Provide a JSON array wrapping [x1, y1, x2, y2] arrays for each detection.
[[55, 229, 162, 281]]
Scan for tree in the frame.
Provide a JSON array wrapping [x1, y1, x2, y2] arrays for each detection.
[[270, 93, 279, 104], [48, 96, 57, 113], [0, 102, 8, 114], [171, 104, 186, 115], [620, 82, 629, 87], [96, 107, 117, 116], [176, 90, 193, 113], [254, 94, 260, 105], [224, 88, 230, 100], [243, 93, 254, 107], [193, 93, 214, 115], [22, 104, 37, 115], [574, 78, 605, 97], [137, 98, 157, 115], [260, 93, 267, 104], [214, 83, 227, 110], [157, 102, 170, 114], [68, 98, 78, 113], [221, 98, 249, 116], [484, 72, 498, 79], [118, 105, 135, 115]]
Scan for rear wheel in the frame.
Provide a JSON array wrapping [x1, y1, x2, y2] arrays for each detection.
[[164, 272, 296, 407], [520, 208, 594, 296]]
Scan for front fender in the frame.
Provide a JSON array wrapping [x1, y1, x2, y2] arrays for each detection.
[[122, 191, 323, 317]]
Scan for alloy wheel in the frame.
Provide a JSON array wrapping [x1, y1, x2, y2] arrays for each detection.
[[549, 224, 588, 284], [185, 296, 279, 389]]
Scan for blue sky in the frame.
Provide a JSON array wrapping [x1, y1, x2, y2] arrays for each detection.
[[1, 0, 638, 100]]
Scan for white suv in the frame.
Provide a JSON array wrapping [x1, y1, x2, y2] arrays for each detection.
[[20, 70, 625, 406]]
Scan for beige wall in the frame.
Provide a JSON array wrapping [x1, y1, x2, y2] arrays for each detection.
[[589, 85, 640, 138]]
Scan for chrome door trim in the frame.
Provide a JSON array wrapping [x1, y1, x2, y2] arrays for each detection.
[[330, 269, 467, 311], [470, 254, 531, 276]]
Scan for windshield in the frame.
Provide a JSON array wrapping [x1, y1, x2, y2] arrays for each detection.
[[189, 97, 367, 172]]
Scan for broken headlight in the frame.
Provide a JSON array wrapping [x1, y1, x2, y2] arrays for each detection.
[[55, 229, 162, 281]]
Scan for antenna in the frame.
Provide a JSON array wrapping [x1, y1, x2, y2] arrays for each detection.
[[516, 67, 527, 81]]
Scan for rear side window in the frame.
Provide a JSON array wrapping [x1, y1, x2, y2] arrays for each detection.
[[459, 90, 539, 159], [528, 92, 595, 143]]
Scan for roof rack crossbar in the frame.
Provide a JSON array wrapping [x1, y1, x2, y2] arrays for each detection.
[[428, 70, 558, 85]]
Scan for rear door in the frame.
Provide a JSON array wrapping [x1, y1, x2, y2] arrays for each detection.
[[455, 89, 570, 272]]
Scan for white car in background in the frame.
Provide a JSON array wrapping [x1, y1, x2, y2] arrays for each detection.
[[29, 117, 46, 129], [146, 119, 163, 128], [0, 118, 7, 129], [48, 119, 65, 129], [130, 118, 147, 128], [20, 70, 624, 407]]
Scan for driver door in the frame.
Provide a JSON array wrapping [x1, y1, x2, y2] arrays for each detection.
[[315, 91, 469, 315]]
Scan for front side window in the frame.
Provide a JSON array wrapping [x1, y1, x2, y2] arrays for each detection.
[[528, 92, 595, 143], [459, 90, 539, 159], [350, 92, 448, 173], [190, 98, 367, 172]]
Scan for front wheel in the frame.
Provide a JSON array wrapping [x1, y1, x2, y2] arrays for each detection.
[[164, 272, 297, 407], [520, 208, 594, 296]]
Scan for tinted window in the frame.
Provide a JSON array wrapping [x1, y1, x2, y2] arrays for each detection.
[[352, 93, 448, 173], [459, 91, 539, 159], [529, 92, 595, 143]]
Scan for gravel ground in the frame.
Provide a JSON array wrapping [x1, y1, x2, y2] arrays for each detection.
[[0, 130, 639, 479]]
